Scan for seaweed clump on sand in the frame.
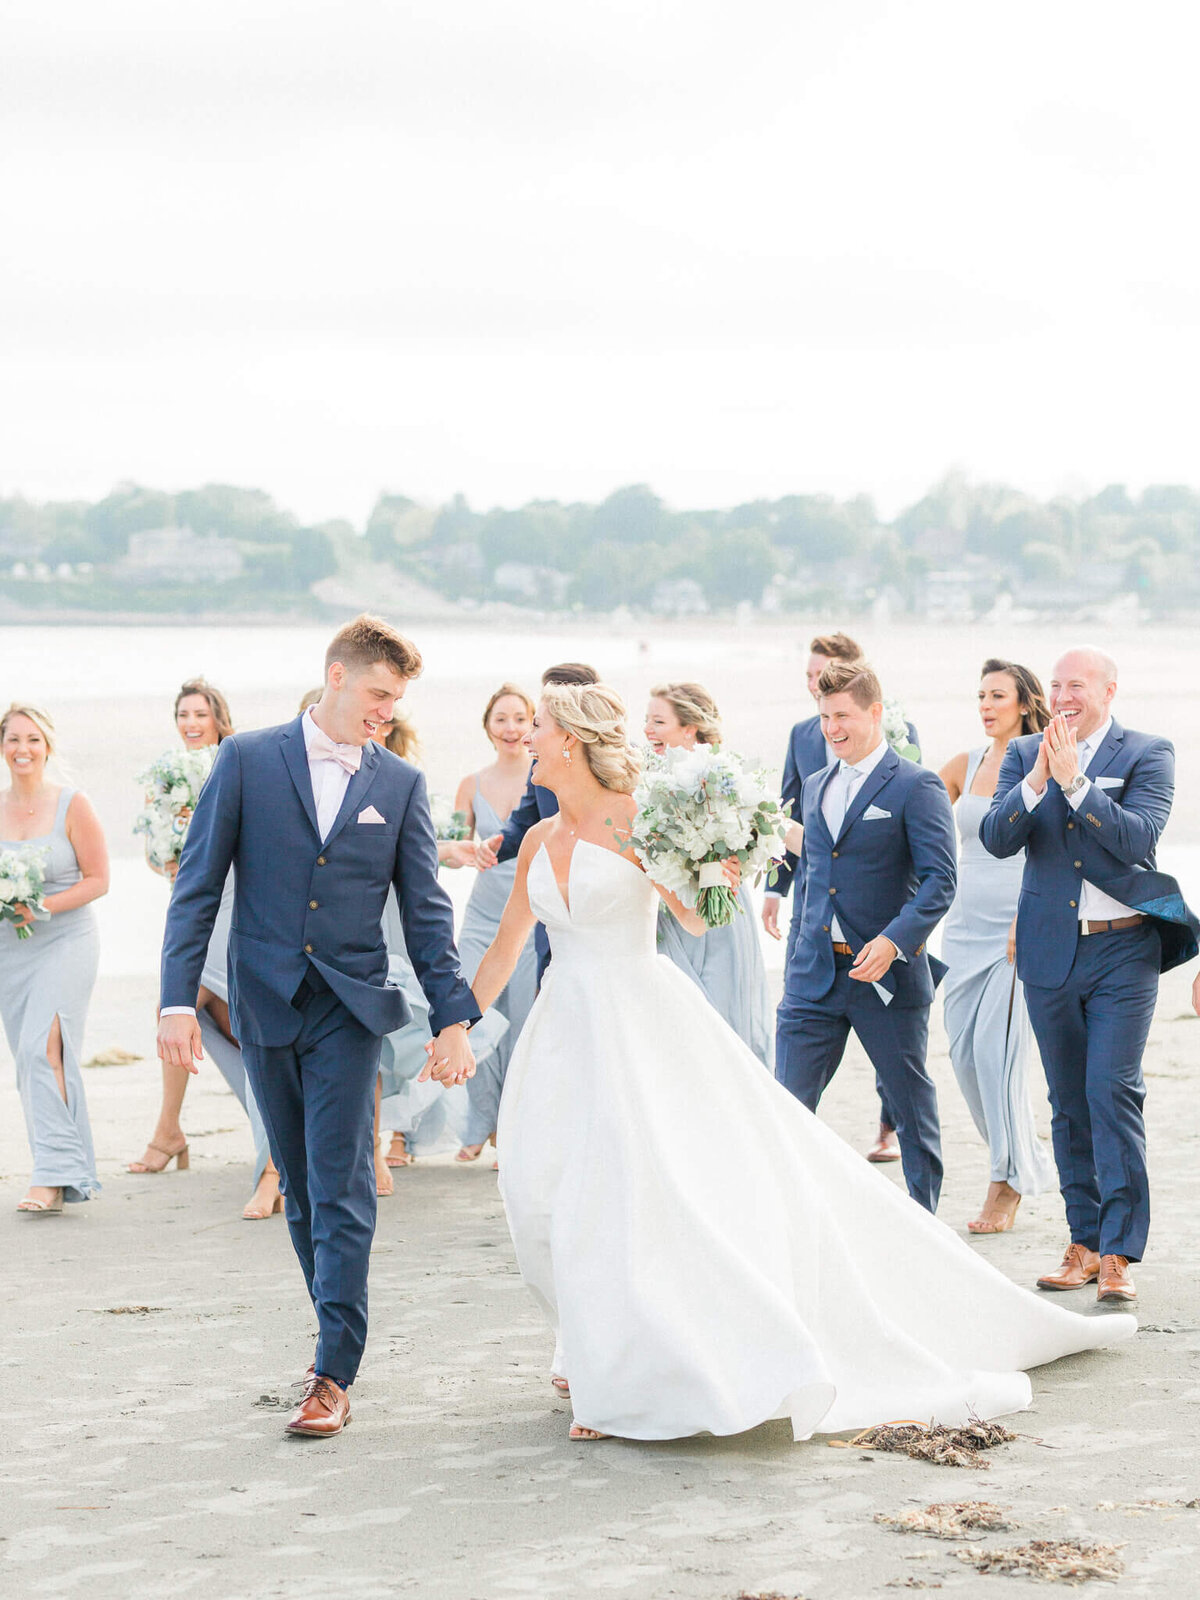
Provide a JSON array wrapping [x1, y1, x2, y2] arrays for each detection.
[[876, 1501, 1015, 1538], [835, 1419, 1017, 1469], [957, 1538, 1125, 1583]]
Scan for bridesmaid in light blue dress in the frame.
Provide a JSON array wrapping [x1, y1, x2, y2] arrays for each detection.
[[452, 685, 540, 1162], [0, 705, 108, 1213], [644, 684, 773, 1065], [127, 679, 278, 1220], [939, 659, 1058, 1234], [371, 707, 507, 1171]]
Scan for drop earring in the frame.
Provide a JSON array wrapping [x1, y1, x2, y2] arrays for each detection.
[[562, 747, 572, 765]]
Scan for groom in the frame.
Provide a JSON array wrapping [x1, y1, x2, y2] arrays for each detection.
[[774, 659, 956, 1212], [158, 615, 479, 1436]]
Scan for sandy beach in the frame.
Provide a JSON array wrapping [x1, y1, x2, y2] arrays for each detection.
[[3, 615, 1200, 1596], [3, 956, 1198, 1599]]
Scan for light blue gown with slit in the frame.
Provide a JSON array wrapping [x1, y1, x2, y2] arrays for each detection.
[[941, 749, 1057, 1196], [0, 787, 100, 1202], [458, 784, 539, 1147]]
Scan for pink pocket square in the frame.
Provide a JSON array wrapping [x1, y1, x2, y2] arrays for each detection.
[[358, 806, 387, 825]]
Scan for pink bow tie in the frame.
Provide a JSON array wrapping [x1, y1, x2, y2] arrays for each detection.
[[307, 721, 362, 776]]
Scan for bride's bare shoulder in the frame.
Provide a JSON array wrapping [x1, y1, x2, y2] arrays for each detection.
[[516, 817, 556, 862]]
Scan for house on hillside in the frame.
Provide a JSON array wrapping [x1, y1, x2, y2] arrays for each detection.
[[119, 528, 244, 583]]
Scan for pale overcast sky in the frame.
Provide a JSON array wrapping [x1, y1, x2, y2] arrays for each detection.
[[3, 1, 1197, 523]]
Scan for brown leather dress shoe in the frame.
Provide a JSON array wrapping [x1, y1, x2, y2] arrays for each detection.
[[286, 1376, 352, 1437], [1097, 1255, 1137, 1302], [866, 1123, 901, 1163], [1036, 1242, 1101, 1290]]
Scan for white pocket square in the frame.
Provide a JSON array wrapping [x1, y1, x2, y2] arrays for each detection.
[[1094, 776, 1124, 790], [863, 805, 892, 821], [358, 806, 387, 824]]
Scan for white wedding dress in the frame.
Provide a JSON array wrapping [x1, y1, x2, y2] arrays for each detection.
[[497, 840, 1136, 1442]]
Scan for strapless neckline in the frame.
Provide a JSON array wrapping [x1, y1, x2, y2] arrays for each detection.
[[536, 838, 643, 919]]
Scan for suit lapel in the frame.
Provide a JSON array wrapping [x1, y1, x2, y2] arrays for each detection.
[[803, 716, 832, 778], [836, 746, 897, 845], [325, 740, 381, 843], [280, 715, 321, 841], [810, 762, 840, 844], [1084, 718, 1125, 781]]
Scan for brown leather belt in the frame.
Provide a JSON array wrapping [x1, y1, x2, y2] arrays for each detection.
[[1081, 914, 1144, 936], [832, 941, 854, 956]]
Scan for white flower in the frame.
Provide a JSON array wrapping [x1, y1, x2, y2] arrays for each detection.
[[630, 745, 789, 918], [134, 745, 217, 869], [882, 698, 920, 761]]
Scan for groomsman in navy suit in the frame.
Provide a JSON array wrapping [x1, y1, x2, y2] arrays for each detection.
[[764, 631, 920, 1163], [159, 616, 480, 1437], [476, 661, 599, 981], [775, 659, 956, 1212], [981, 646, 1198, 1303]]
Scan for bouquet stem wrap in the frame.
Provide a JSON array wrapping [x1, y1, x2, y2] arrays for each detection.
[[696, 859, 738, 927]]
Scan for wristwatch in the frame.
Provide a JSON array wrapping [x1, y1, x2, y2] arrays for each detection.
[[1063, 773, 1089, 799]]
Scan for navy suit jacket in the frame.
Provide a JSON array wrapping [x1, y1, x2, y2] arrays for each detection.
[[979, 720, 1199, 985], [774, 712, 921, 900], [160, 717, 481, 1047], [495, 769, 558, 864], [787, 745, 955, 1006], [496, 769, 558, 969]]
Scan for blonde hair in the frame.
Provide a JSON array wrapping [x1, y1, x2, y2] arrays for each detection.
[[384, 712, 421, 762], [298, 686, 323, 713], [650, 681, 722, 745], [541, 682, 641, 794], [1, 702, 56, 758]]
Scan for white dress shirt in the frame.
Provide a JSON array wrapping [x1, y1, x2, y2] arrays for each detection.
[[1020, 716, 1138, 923], [303, 707, 355, 842], [162, 711, 356, 1018], [824, 737, 888, 945]]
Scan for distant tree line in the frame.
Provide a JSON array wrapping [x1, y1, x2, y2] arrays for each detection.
[[3, 472, 1199, 616]]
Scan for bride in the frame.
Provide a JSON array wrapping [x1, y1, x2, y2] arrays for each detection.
[[466, 682, 1135, 1443]]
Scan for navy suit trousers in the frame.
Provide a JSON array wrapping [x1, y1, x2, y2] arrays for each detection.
[[783, 907, 897, 1131], [241, 970, 382, 1385], [1023, 922, 1159, 1261], [775, 954, 942, 1212]]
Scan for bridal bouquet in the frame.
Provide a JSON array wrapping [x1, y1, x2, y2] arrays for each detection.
[[0, 844, 50, 940], [882, 698, 920, 762], [133, 746, 216, 870], [430, 794, 472, 841], [630, 746, 789, 927]]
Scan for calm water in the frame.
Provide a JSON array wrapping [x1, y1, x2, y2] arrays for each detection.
[[1, 618, 1195, 976]]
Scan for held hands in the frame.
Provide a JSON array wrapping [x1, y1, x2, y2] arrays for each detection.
[[420, 1023, 476, 1086], [722, 856, 741, 891], [475, 833, 503, 870], [849, 934, 900, 984], [8, 902, 36, 930], [157, 1011, 204, 1075], [762, 896, 781, 940]]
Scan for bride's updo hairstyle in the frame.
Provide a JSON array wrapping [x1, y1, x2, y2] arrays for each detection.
[[541, 682, 642, 794], [650, 681, 722, 745]]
